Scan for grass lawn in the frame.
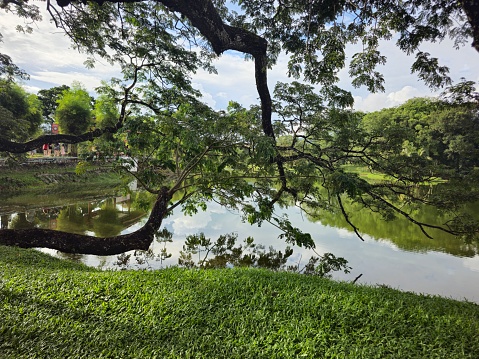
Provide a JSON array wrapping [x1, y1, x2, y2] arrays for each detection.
[[342, 164, 389, 182], [1, 163, 120, 188], [342, 164, 445, 184], [1, 246, 479, 358]]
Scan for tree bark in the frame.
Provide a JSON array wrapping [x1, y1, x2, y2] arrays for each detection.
[[0, 187, 172, 255], [461, 0, 479, 53], [0, 0, 281, 255], [0, 126, 119, 153]]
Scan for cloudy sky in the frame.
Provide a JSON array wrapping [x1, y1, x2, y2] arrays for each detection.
[[1, 6, 478, 112]]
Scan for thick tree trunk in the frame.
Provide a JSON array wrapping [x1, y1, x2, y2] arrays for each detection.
[[461, 0, 479, 53], [0, 187, 172, 255]]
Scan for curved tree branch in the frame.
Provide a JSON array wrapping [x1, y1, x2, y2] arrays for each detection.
[[0, 127, 119, 153], [0, 56, 140, 154], [365, 190, 463, 238], [336, 193, 365, 241], [0, 186, 172, 254]]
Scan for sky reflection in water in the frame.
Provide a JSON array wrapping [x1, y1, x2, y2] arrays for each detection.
[[3, 193, 479, 303]]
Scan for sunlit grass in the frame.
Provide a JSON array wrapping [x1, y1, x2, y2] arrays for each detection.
[[343, 164, 445, 183], [1, 246, 478, 358]]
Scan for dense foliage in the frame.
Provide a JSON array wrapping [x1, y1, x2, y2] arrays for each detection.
[[363, 91, 479, 172], [0, 0, 478, 254], [0, 80, 42, 143], [55, 82, 93, 136], [37, 85, 70, 125]]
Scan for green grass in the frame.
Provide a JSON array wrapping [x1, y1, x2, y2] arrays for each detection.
[[342, 164, 388, 181], [0, 164, 123, 201], [1, 246, 479, 358], [343, 164, 445, 183]]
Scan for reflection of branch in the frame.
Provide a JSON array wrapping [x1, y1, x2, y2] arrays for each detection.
[[336, 194, 365, 241], [352, 273, 363, 284], [366, 190, 457, 238], [0, 186, 172, 255]]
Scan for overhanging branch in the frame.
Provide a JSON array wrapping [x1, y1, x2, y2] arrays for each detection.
[[0, 127, 119, 153], [0, 186, 172, 255]]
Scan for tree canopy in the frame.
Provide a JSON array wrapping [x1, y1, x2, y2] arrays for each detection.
[[0, 80, 42, 143], [363, 92, 479, 171], [0, 0, 478, 255], [55, 82, 92, 135], [38, 85, 70, 125]]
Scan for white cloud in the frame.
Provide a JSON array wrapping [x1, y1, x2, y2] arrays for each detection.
[[336, 228, 356, 239], [192, 82, 217, 109], [191, 52, 258, 109], [463, 256, 479, 273], [2, 5, 479, 111], [22, 84, 42, 94], [164, 201, 227, 236], [0, 8, 120, 94], [171, 211, 212, 236], [353, 85, 431, 112], [29, 71, 112, 91], [387, 86, 426, 103], [341, 34, 479, 111]]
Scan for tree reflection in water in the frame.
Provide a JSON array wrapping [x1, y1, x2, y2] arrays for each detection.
[[303, 185, 479, 257], [122, 231, 351, 279], [2, 193, 150, 238]]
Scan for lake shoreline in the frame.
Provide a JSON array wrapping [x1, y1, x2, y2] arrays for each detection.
[[0, 162, 123, 193], [2, 176, 479, 304]]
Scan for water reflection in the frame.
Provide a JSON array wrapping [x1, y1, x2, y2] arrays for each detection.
[[305, 195, 479, 257], [1, 194, 148, 237], [1, 188, 479, 303]]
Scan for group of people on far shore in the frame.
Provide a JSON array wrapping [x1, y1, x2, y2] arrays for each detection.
[[42, 143, 67, 157]]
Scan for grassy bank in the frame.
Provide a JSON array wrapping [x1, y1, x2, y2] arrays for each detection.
[[1, 246, 478, 358], [342, 164, 445, 184], [0, 163, 122, 191]]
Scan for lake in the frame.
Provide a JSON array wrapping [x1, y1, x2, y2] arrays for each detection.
[[1, 186, 479, 303]]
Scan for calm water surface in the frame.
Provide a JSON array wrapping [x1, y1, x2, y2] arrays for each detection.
[[2, 189, 479, 303]]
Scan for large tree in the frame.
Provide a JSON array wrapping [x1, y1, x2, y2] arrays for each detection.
[[38, 85, 70, 126], [55, 82, 92, 135], [0, 0, 478, 255], [0, 80, 42, 143], [362, 81, 479, 171]]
